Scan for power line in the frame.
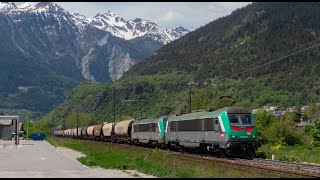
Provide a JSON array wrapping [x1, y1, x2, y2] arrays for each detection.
[[227, 40, 320, 79]]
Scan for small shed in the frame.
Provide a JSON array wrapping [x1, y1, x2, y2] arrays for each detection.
[[0, 116, 20, 144], [0, 119, 13, 140]]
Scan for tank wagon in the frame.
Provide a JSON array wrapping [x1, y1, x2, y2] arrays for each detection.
[[54, 107, 261, 159], [93, 125, 104, 141], [87, 126, 94, 140], [113, 119, 135, 143], [57, 130, 64, 137], [81, 127, 88, 139], [77, 128, 82, 138], [72, 128, 77, 138], [71, 128, 81, 138], [102, 123, 113, 141], [65, 129, 70, 137]]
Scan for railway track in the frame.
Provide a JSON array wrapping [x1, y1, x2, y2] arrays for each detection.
[[63, 137, 320, 178], [248, 158, 320, 176], [167, 150, 320, 178]]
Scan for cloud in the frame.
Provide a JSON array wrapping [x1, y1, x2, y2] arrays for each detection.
[[159, 10, 184, 22]]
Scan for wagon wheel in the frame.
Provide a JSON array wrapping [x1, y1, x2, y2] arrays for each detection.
[[219, 149, 227, 157]]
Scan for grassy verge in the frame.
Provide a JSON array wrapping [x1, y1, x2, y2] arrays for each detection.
[[47, 136, 302, 178], [257, 144, 320, 163]]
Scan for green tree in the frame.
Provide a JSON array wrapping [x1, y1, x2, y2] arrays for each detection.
[[304, 125, 314, 135], [253, 109, 276, 143], [281, 112, 301, 123], [311, 119, 320, 146], [266, 118, 303, 146]]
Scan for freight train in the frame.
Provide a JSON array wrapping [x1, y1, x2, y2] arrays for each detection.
[[54, 107, 261, 159]]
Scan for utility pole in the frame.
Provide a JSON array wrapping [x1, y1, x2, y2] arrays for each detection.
[[26, 117, 28, 140], [113, 87, 116, 125], [111, 87, 115, 144], [189, 85, 192, 113], [188, 82, 194, 113], [76, 111, 79, 137], [139, 97, 142, 118]]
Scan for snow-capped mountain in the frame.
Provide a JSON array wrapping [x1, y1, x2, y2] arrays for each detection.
[[0, 2, 189, 82], [88, 11, 189, 45], [15, 2, 65, 13], [0, 2, 168, 82], [0, 2, 16, 12], [2, 2, 189, 45]]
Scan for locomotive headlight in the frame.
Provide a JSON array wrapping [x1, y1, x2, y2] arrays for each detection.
[[253, 135, 255, 138], [232, 135, 236, 138]]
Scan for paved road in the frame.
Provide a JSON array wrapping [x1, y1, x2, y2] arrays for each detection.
[[0, 140, 145, 178]]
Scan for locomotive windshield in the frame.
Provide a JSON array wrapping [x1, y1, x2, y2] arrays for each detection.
[[228, 114, 252, 125]]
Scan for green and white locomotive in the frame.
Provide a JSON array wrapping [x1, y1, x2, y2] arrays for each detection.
[[131, 116, 168, 146], [165, 107, 261, 158]]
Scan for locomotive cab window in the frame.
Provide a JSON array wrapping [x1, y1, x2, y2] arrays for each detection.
[[228, 114, 252, 125]]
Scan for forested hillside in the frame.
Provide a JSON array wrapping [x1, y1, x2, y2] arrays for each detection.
[[36, 2, 320, 131], [127, 2, 320, 88]]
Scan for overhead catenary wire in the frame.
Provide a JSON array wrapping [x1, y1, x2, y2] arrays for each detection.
[[226, 39, 320, 79]]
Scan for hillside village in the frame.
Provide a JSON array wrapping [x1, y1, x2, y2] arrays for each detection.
[[252, 103, 320, 127]]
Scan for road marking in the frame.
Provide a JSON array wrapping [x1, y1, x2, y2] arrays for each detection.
[[41, 157, 47, 160]]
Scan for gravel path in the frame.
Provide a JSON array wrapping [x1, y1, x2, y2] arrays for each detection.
[[53, 145, 156, 178], [0, 140, 156, 178]]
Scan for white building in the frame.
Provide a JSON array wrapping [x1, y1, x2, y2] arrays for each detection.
[[301, 106, 309, 112]]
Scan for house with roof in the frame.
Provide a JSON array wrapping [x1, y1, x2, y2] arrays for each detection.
[[287, 106, 297, 112], [301, 106, 309, 113], [0, 116, 19, 140]]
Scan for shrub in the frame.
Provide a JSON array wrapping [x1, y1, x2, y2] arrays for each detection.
[[270, 144, 282, 151], [266, 119, 303, 146], [304, 125, 314, 134], [279, 154, 300, 163], [255, 150, 267, 159], [254, 109, 276, 143], [311, 119, 320, 146]]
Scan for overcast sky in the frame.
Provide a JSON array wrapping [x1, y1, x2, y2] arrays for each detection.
[[15, 2, 251, 30]]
